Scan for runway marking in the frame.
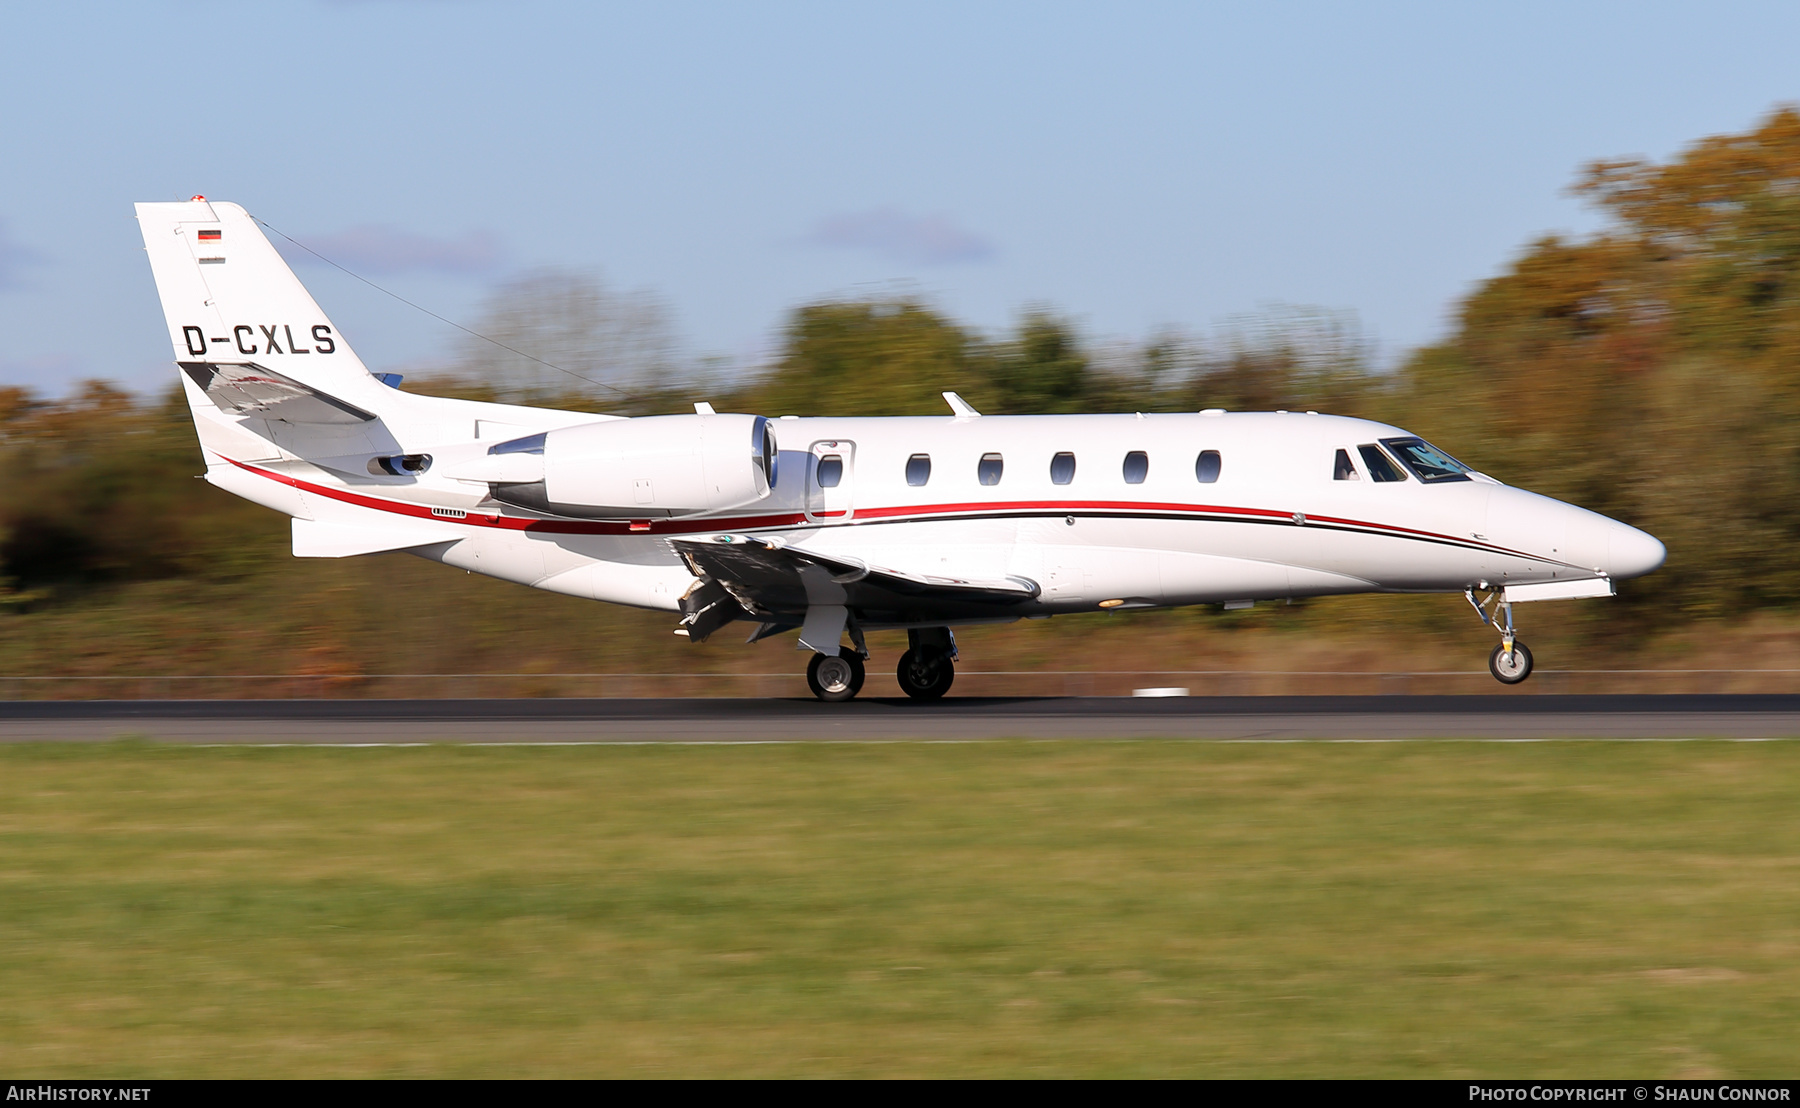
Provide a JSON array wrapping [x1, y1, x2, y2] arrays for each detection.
[[10, 698, 1800, 743], [163, 736, 1800, 748]]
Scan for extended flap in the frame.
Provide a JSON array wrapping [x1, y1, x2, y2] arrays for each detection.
[[671, 535, 1039, 620]]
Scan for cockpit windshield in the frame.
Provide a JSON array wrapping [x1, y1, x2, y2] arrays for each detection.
[[1380, 437, 1471, 483]]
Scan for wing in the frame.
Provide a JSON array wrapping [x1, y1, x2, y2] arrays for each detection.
[[672, 535, 1039, 642]]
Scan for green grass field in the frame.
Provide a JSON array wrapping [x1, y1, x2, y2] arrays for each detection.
[[1, 740, 1796, 1077]]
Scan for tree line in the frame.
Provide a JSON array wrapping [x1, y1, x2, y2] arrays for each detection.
[[6, 107, 1800, 626]]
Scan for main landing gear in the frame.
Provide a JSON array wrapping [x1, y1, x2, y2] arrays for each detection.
[[805, 647, 866, 703], [896, 627, 957, 701], [805, 628, 957, 702], [896, 652, 954, 701], [1466, 584, 1534, 685]]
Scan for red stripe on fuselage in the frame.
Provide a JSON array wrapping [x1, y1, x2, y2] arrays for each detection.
[[848, 498, 1548, 561], [225, 457, 809, 535], [224, 457, 1551, 563]]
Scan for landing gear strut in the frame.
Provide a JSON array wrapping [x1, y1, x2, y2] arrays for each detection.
[[896, 628, 956, 701], [806, 647, 866, 702], [1466, 584, 1533, 685]]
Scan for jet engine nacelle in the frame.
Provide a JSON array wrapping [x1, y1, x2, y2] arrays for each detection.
[[489, 413, 777, 519]]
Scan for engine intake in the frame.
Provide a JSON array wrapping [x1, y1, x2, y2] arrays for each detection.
[[489, 413, 776, 519]]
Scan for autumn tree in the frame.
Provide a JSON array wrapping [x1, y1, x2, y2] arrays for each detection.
[[1395, 106, 1800, 616]]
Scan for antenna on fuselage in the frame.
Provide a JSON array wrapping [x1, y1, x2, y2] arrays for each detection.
[[943, 392, 981, 418]]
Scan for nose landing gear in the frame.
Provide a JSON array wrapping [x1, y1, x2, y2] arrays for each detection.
[[1489, 641, 1534, 683], [1466, 585, 1533, 685]]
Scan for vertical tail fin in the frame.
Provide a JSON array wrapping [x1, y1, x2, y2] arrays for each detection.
[[134, 199, 380, 393], [135, 199, 596, 518], [135, 199, 412, 510]]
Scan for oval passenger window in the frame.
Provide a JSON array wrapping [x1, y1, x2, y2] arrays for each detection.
[[906, 454, 932, 487], [1050, 452, 1077, 486], [978, 453, 1004, 486], [1195, 450, 1221, 483], [1122, 451, 1148, 484], [816, 455, 843, 488]]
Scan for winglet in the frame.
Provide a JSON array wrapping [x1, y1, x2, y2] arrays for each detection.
[[943, 392, 980, 418]]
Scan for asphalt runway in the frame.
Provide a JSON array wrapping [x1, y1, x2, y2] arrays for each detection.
[[2, 694, 1799, 742]]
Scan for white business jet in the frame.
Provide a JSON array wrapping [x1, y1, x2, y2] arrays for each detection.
[[137, 199, 1665, 700]]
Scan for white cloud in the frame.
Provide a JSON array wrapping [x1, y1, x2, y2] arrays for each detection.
[[805, 207, 995, 266], [0, 219, 44, 291]]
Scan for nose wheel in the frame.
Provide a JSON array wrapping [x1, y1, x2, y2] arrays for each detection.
[[1467, 585, 1534, 686], [806, 647, 866, 702], [1488, 641, 1533, 684]]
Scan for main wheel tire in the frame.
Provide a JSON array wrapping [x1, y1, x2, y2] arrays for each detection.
[[842, 647, 867, 696], [808, 650, 863, 702], [1489, 641, 1534, 685], [896, 647, 955, 701]]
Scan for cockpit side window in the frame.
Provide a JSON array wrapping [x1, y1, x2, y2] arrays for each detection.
[[1380, 437, 1472, 483], [1358, 444, 1408, 483], [1333, 448, 1360, 481]]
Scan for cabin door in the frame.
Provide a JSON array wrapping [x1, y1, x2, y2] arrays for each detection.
[[805, 440, 855, 523]]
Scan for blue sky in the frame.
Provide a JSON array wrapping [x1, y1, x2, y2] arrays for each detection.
[[3, 1, 1799, 396]]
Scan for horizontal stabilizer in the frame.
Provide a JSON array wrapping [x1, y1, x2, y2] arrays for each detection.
[[182, 361, 375, 424], [292, 517, 462, 558]]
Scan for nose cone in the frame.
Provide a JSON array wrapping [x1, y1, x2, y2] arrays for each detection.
[[1608, 521, 1666, 580]]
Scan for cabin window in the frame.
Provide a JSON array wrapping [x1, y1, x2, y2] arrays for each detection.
[[1358, 444, 1408, 483], [1194, 450, 1221, 483], [816, 455, 844, 488], [906, 453, 932, 487], [1333, 448, 1360, 481], [977, 453, 1004, 486], [1381, 437, 1472, 483], [1049, 452, 1077, 485], [1122, 451, 1149, 484]]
